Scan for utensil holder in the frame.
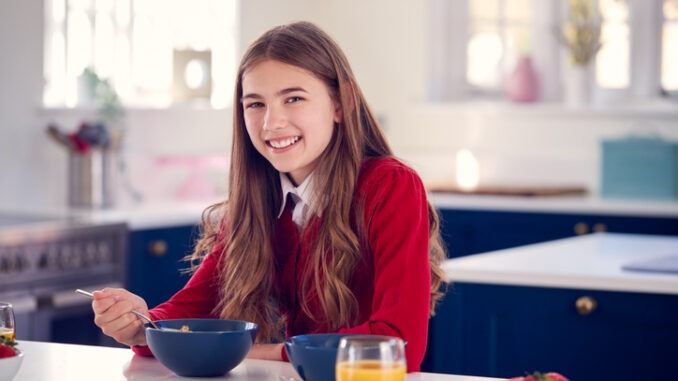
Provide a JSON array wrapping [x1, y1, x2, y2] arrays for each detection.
[[68, 149, 117, 208]]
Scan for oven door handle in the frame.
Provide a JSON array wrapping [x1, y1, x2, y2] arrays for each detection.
[[50, 282, 124, 308], [4, 296, 38, 314]]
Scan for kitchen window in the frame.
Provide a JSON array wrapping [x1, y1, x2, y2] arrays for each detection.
[[43, 0, 238, 109], [428, 0, 677, 103]]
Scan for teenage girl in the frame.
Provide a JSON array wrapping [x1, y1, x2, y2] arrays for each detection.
[[90, 21, 446, 371]]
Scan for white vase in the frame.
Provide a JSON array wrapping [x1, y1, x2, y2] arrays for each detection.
[[564, 65, 592, 108]]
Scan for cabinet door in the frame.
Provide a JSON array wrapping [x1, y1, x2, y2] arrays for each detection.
[[127, 225, 198, 308], [423, 283, 678, 381]]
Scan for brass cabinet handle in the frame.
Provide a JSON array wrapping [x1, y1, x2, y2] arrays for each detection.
[[148, 240, 168, 257], [575, 296, 597, 315], [593, 223, 607, 233], [574, 222, 589, 235]]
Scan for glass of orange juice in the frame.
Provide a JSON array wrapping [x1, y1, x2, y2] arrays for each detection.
[[0, 302, 15, 341], [336, 335, 406, 381]]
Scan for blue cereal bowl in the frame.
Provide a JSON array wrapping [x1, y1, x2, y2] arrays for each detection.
[[145, 318, 258, 377], [284, 333, 358, 381]]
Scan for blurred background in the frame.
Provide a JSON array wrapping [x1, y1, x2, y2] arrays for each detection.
[[0, 0, 676, 209]]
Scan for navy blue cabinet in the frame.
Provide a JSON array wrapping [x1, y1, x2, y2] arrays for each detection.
[[127, 225, 198, 308], [425, 207, 678, 380], [437, 208, 678, 258], [423, 283, 678, 381]]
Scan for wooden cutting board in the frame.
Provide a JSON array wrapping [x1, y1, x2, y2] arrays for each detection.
[[426, 183, 588, 197]]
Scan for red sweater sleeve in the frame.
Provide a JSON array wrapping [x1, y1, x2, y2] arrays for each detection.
[[337, 160, 432, 371], [131, 244, 223, 356]]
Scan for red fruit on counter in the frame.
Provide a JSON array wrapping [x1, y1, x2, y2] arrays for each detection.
[[0, 336, 18, 358], [506, 371, 569, 381], [544, 372, 569, 381], [0, 343, 16, 358]]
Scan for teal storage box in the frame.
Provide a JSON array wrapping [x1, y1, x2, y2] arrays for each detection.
[[601, 136, 678, 200]]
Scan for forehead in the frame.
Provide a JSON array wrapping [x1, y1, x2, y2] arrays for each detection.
[[242, 60, 324, 91]]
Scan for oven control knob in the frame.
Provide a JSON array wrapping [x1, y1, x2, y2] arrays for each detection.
[[16, 255, 29, 272], [0, 256, 8, 273], [38, 252, 48, 269], [3, 253, 22, 273]]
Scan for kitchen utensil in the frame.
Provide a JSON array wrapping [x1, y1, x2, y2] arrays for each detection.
[[74, 289, 163, 330], [46, 123, 75, 150]]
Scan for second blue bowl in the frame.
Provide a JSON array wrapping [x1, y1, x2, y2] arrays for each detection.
[[284, 333, 358, 381]]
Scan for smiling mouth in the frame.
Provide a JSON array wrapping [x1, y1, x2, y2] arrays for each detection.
[[267, 136, 301, 149]]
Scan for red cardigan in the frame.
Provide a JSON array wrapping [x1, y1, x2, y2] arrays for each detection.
[[133, 157, 432, 371]]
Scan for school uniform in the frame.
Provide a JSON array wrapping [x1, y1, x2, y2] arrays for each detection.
[[133, 157, 432, 371]]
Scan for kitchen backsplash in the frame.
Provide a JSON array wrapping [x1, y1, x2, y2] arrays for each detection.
[[3, 101, 676, 211]]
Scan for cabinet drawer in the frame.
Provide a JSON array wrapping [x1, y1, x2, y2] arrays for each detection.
[[127, 225, 198, 308], [424, 283, 678, 381]]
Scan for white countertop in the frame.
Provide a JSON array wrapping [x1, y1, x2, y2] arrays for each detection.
[[443, 233, 678, 295], [430, 193, 678, 218], [5, 193, 678, 232], [12, 341, 501, 381]]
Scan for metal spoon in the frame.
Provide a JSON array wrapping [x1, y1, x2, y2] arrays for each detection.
[[75, 289, 163, 329]]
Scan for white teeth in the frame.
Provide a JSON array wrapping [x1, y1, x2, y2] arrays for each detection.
[[269, 136, 300, 148]]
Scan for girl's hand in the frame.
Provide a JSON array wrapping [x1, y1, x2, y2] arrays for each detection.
[[91, 287, 149, 347], [246, 343, 284, 361]]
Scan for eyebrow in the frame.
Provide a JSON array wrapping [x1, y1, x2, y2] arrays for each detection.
[[241, 86, 308, 102]]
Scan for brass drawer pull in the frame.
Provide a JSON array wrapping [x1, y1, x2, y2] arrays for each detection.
[[148, 240, 168, 257], [575, 296, 597, 315], [593, 223, 607, 233], [574, 222, 589, 235]]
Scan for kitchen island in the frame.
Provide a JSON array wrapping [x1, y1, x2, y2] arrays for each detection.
[[425, 233, 678, 381], [12, 340, 501, 381]]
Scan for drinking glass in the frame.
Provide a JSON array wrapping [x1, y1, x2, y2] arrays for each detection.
[[0, 302, 15, 341], [335, 335, 406, 381]]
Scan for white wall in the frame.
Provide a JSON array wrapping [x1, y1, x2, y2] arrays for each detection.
[[0, 0, 676, 210]]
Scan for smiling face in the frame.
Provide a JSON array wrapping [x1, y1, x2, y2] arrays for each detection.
[[241, 60, 342, 186]]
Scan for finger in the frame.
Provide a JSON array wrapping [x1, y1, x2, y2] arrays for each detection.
[[94, 287, 126, 300], [103, 314, 145, 345], [98, 310, 140, 336]]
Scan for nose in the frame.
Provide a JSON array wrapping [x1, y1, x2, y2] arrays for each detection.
[[262, 104, 286, 131]]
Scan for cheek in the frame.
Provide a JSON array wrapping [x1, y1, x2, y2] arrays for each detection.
[[243, 115, 261, 140]]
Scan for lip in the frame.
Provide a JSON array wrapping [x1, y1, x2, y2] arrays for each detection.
[[266, 135, 302, 152]]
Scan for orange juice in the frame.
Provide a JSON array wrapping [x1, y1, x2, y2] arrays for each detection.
[[0, 327, 15, 341], [336, 360, 406, 381]]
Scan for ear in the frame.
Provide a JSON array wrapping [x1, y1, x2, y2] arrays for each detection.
[[333, 97, 343, 124], [333, 81, 356, 124]]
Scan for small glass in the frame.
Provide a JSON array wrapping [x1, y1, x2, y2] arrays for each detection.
[[336, 335, 406, 381], [0, 302, 15, 341]]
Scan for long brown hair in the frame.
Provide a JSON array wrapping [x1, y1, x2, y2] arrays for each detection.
[[190, 21, 446, 341]]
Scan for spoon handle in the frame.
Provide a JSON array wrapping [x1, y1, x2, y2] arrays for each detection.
[[74, 289, 161, 329], [130, 310, 160, 329]]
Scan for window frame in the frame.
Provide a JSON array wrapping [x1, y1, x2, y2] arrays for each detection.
[[427, 0, 674, 104], [42, 0, 239, 110]]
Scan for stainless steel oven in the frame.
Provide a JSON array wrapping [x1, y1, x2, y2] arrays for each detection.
[[0, 213, 127, 347]]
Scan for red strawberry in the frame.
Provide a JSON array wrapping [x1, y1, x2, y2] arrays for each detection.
[[544, 372, 569, 381], [0, 336, 17, 358], [506, 371, 569, 381], [0, 343, 16, 358]]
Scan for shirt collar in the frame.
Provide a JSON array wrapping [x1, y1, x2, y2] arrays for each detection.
[[277, 172, 316, 219]]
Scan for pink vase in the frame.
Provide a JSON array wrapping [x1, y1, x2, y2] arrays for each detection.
[[505, 56, 540, 103]]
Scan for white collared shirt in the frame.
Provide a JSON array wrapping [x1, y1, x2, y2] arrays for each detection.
[[277, 173, 317, 229]]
